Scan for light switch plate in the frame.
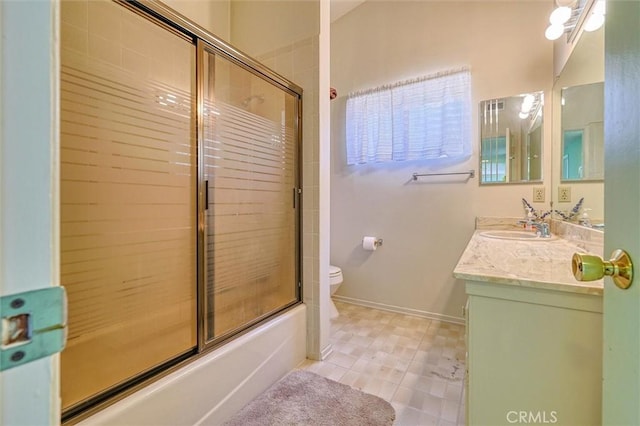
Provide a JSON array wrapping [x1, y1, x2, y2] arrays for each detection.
[[533, 187, 545, 202], [558, 186, 571, 203]]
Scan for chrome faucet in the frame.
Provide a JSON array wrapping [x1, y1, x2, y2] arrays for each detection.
[[532, 222, 551, 238]]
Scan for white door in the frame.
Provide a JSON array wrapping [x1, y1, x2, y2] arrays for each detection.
[[602, 2, 640, 424], [0, 1, 61, 425]]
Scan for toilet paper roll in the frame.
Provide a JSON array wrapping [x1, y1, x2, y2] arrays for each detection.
[[362, 236, 378, 251]]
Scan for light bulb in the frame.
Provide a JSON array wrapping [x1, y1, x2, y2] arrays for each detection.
[[519, 112, 529, 119], [549, 6, 572, 25], [584, 12, 605, 32], [593, 0, 606, 16], [523, 94, 535, 106], [545, 24, 565, 41]]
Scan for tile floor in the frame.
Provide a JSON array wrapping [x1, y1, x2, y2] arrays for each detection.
[[299, 301, 466, 426]]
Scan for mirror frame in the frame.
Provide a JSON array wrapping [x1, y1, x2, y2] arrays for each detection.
[[551, 27, 604, 224], [478, 92, 544, 185], [560, 81, 604, 183]]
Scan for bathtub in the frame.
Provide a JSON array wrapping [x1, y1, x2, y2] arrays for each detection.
[[80, 304, 307, 425]]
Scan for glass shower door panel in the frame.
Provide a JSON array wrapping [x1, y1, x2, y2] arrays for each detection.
[[202, 50, 299, 341], [60, 0, 196, 411]]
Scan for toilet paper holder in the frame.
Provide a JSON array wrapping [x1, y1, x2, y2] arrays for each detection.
[[363, 238, 383, 247]]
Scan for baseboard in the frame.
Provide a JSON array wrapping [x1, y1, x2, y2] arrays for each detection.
[[332, 295, 465, 325]]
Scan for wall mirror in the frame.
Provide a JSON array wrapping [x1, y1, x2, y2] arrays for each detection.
[[561, 82, 604, 181], [479, 92, 543, 184], [552, 28, 604, 225]]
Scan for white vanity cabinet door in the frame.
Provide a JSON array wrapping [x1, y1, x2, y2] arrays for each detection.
[[463, 298, 470, 426], [465, 282, 602, 426]]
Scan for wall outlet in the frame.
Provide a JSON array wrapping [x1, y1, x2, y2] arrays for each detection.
[[533, 187, 545, 202], [558, 186, 571, 203]]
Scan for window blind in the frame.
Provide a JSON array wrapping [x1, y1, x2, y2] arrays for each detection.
[[346, 68, 471, 165]]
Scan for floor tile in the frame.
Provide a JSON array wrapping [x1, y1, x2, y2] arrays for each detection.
[[301, 301, 466, 426], [441, 399, 459, 423]]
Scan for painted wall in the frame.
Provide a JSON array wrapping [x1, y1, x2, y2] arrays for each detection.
[[230, 0, 319, 57], [330, 1, 553, 321], [163, 0, 230, 41]]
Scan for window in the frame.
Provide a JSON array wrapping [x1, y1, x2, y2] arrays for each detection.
[[481, 136, 507, 182], [346, 68, 471, 165]]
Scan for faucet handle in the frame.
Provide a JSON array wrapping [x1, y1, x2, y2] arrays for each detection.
[[532, 222, 551, 237]]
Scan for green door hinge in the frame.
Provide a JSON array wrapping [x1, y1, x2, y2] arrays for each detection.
[[1, 287, 67, 371]]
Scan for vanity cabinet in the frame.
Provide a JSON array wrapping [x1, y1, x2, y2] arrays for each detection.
[[455, 228, 605, 425], [464, 281, 602, 426]]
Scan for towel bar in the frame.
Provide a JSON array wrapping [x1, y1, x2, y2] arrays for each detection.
[[411, 170, 475, 181]]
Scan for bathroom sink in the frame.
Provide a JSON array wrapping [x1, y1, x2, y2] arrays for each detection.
[[480, 230, 557, 241]]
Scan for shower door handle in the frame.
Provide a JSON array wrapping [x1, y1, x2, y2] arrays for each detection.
[[204, 180, 209, 210], [293, 187, 301, 209]]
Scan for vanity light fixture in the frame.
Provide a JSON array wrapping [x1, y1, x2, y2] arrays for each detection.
[[545, 24, 566, 41], [519, 93, 538, 119], [545, 0, 605, 40], [549, 6, 572, 25], [584, 0, 606, 32], [522, 94, 535, 110], [584, 12, 605, 31], [545, 0, 580, 41]]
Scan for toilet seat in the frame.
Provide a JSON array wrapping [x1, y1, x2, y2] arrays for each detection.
[[328, 265, 343, 319], [329, 265, 341, 276], [329, 265, 343, 287]]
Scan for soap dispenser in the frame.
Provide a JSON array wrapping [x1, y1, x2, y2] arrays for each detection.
[[524, 210, 535, 230], [579, 208, 593, 227]]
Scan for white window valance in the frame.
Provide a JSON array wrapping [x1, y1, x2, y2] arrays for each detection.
[[345, 68, 471, 165]]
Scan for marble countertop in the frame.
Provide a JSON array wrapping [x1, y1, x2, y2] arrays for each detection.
[[453, 230, 604, 296]]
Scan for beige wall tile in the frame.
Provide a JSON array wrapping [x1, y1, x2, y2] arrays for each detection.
[[88, 35, 122, 66], [61, 0, 88, 29], [88, 1, 121, 43], [61, 22, 88, 54]]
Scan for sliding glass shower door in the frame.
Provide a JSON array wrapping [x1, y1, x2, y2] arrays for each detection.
[[60, 0, 197, 413], [199, 43, 300, 343], [60, 0, 301, 418]]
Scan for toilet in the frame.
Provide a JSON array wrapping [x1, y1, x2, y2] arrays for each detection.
[[329, 265, 343, 319]]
